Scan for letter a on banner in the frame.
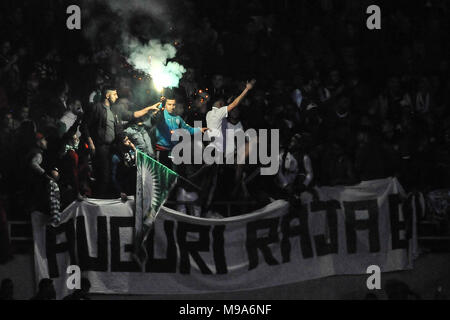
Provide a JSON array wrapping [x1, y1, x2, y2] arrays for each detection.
[[366, 265, 381, 290], [66, 265, 81, 290]]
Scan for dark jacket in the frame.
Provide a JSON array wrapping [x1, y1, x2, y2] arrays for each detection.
[[81, 102, 124, 146]]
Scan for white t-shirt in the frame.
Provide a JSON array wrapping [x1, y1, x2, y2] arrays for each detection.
[[206, 106, 228, 153], [60, 111, 81, 137]]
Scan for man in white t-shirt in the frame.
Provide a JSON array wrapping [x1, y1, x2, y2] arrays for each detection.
[[60, 99, 84, 136], [206, 79, 255, 158]]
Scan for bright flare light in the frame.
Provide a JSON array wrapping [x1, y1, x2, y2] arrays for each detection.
[[127, 40, 185, 93], [150, 64, 170, 93], [149, 61, 183, 93], [154, 83, 164, 93]]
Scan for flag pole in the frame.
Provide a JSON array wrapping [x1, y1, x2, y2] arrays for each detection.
[[176, 174, 202, 192], [136, 150, 202, 191]]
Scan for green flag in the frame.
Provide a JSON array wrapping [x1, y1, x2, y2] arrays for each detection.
[[136, 150, 178, 228], [134, 150, 178, 269]]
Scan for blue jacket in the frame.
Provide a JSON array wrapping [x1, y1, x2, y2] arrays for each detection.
[[155, 107, 200, 150]]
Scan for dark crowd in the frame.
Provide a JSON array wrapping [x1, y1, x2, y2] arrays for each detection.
[[0, 0, 449, 260]]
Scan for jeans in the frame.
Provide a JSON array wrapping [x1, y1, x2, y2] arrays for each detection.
[[111, 154, 121, 196], [93, 144, 112, 198]]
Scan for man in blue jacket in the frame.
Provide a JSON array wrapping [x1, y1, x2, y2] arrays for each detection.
[[154, 94, 208, 168]]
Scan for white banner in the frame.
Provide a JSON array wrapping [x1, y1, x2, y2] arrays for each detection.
[[32, 177, 417, 298]]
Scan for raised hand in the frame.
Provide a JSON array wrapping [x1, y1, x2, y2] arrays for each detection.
[[148, 102, 160, 110], [246, 79, 256, 90]]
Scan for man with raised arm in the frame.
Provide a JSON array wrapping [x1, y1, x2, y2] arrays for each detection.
[[82, 87, 159, 198], [153, 92, 208, 168], [206, 79, 256, 158]]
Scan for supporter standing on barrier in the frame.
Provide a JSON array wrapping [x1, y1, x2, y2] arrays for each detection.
[[206, 79, 256, 159], [82, 87, 159, 198], [276, 133, 315, 202], [153, 92, 208, 169], [204, 80, 256, 210]]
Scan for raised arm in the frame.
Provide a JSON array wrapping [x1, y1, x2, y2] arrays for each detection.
[[227, 79, 256, 113], [133, 102, 161, 118], [179, 118, 208, 134]]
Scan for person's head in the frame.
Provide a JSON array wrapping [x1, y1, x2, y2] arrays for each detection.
[[329, 69, 341, 85], [356, 130, 369, 145], [123, 135, 132, 146], [95, 74, 105, 86], [444, 128, 450, 144], [27, 72, 40, 90], [0, 278, 13, 300], [165, 98, 177, 114], [37, 278, 56, 300], [1, 41, 11, 56], [19, 106, 30, 120], [117, 87, 132, 100], [365, 99, 378, 116], [190, 96, 205, 114], [70, 133, 80, 148], [331, 142, 345, 157], [36, 133, 47, 150], [382, 121, 395, 140], [400, 113, 413, 131], [359, 115, 372, 128], [45, 49, 61, 63], [229, 107, 240, 121], [336, 95, 351, 115], [289, 133, 309, 152], [253, 89, 266, 105], [103, 87, 118, 105], [418, 77, 430, 93], [174, 102, 185, 117], [56, 82, 69, 102], [184, 68, 196, 81], [77, 54, 88, 66], [212, 74, 224, 90], [285, 103, 298, 117], [1, 113, 14, 130], [50, 168, 59, 181], [68, 98, 83, 116], [13, 7, 24, 25], [212, 99, 225, 109]]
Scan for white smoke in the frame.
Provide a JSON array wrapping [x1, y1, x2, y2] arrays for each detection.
[[107, 0, 168, 22], [82, 0, 186, 90], [126, 39, 186, 90], [82, 0, 170, 39]]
